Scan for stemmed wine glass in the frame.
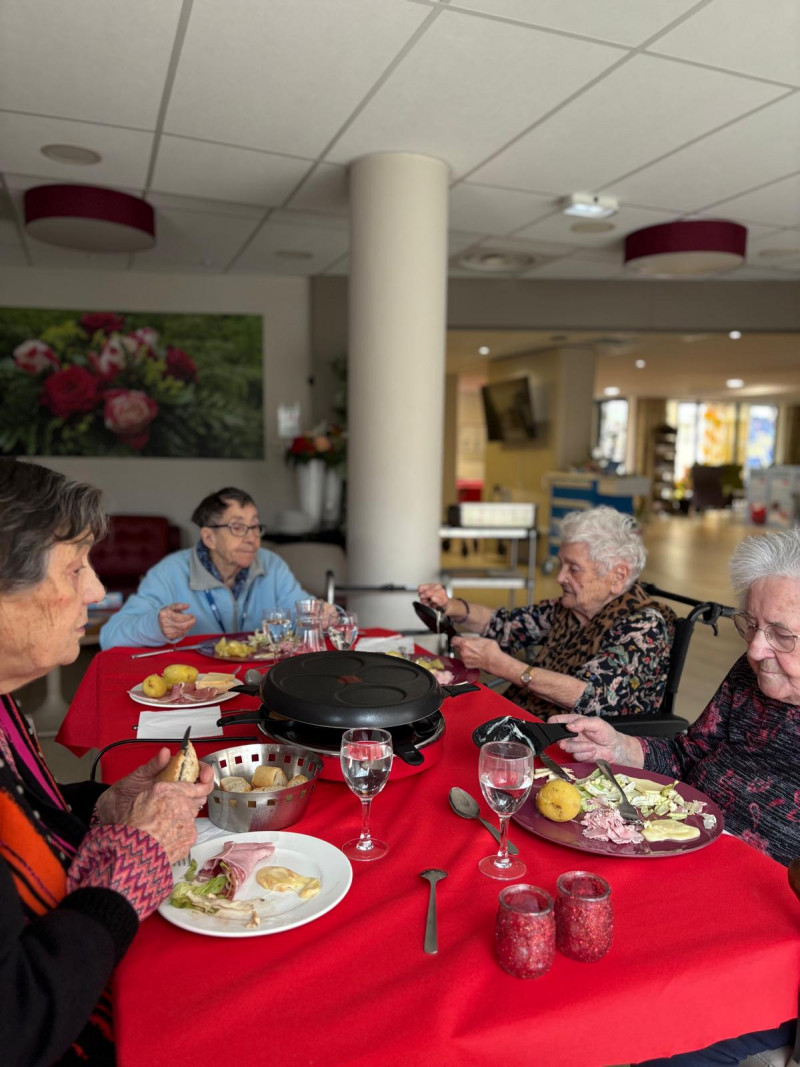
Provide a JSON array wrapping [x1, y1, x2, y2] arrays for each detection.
[[478, 741, 534, 880], [328, 610, 358, 651], [340, 727, 393, 861], [262, 610, 294, 658]]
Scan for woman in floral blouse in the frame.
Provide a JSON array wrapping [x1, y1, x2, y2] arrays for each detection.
[[419, 506, 674, 719]]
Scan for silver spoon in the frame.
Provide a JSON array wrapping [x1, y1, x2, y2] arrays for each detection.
[[419, 869, 447, 955], [448, 786, 519, 855]]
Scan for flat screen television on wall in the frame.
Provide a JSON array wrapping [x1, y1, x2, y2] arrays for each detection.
[[481, 378, 542, 443]]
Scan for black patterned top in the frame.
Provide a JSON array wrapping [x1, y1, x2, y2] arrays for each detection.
[[641, 654, 800, 867], [485, 589, 673, 719]]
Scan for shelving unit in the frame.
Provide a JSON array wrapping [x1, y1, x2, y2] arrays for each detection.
[[439, 524, 537, 607], [651, 424, 678, 513]]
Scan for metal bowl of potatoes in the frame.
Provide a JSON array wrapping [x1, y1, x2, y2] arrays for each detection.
[[204, 743, 323, 833]]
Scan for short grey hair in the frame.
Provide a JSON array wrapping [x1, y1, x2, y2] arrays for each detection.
[[730, 528, 800, 598], [0, 459, 106, 595], [559, 506, 646, 589]]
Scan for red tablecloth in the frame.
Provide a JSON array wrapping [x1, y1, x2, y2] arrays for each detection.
[[56, 639, 800, 1067]]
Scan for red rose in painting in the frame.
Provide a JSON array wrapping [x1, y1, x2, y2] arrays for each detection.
[[126, 327, 159, 359], [81, 312, 125, 334], [104, 389, 159, 449], [88, 337, 127, 379], [165, 346, 197, 382], [41, 366, 101, 418], [13, 340, 60, 375]]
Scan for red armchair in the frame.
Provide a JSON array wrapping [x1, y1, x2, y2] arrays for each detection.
[[91, 515, 182, 600]]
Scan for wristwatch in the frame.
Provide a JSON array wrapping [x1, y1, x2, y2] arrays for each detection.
[[519, 666, 534, 687]]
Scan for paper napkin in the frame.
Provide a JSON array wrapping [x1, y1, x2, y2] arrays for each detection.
[[136, 707, 224, 740], [355, 634, 415, 656]]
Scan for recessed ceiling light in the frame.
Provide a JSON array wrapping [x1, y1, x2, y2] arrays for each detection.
[[275, 249, 314, 260], [758, 247, 800, 259], [635, 359, 646, 369], [562, 193, 618, 220], [603, 386, 621, 397], [570, 220, 616, 234], [41, 143, 102, 165], [478, 345, 490, 355], [729, 330, 742, 340], [458, 250, 535, 273], [726, 378, 745, 389]]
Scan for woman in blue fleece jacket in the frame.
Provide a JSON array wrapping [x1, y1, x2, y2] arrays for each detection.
[[100, 487, 310, 649]]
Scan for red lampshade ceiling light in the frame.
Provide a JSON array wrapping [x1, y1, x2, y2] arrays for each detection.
[[624, 220, 747, 276], [24, 184, 155, 253]]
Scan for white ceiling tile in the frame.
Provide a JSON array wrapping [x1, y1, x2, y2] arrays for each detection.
[[165, 0, 430, 156], [0, 0, 184, 127], [285, 164, 349, 217], [613, 94, 800, 211], [145, 192, 265, 220], [515, 204, 680, 247], [129, 206, 262, 271], [268, 210, 348, 232], [447, 0, 700, 47], [723, 265, 800, 280], [229, 220, 350, 275], [475, 234, 578, 257], [701, 173, 800, 229], [25, 240, 131, 270], [328, 11, 622, 177], [0, 113, 155, 189], [472, 54, 785, 193], [522, 256, 624, 279], [448, 230, 487, 255], [152, 136, 313, 206], [650, 0, 800, 85], [449, 183, 553, 234]]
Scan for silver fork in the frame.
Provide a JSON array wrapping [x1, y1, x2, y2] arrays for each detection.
[[595, 760, 643, 825]]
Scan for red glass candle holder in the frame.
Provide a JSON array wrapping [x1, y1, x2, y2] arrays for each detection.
[[495, 884, 555, 979], [555, 871, 613, 962]]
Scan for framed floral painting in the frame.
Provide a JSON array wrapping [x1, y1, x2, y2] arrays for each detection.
[[0, 308, 263, 457]]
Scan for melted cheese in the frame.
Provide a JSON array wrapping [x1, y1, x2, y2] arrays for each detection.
[[627, 776, 666, 795], [641, 819, 701, 843], [256, 866, 321, 899]]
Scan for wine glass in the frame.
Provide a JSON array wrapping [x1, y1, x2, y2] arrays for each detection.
[[478, 741, 534, 880], [340, 727, 393, 862], [263, 610, 291, 645], [328, 610, 358, 650]]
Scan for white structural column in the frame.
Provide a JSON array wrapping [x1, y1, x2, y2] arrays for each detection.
[[347, 152, 450, 629]]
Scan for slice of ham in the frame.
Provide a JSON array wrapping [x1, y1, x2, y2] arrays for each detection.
[[197, 842, 276, 898], [151, 682, 221, 705], [581, 807, 643, 845]]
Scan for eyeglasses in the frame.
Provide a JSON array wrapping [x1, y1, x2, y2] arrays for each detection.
[[732, 612, 800, 654], [207, 522, 267, 538]]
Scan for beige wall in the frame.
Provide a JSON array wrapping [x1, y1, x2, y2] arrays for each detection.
[[0, 266, 313, 540]]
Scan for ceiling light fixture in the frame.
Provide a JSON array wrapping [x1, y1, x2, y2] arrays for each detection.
[[478, 345, 490, 355], [41, 143, 102, 166], [624, 220, 747, 276], [729, 330, 742, 340], [458, 250, 535, 273], [562, 192, 618, 220], [635, 359, 646, 369], [603, 386, 621, 397], [24, 184, 155, 253], [726, 378, 745, 389]]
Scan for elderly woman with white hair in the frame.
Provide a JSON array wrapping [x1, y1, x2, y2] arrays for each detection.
[[418, 506, 674, 719]]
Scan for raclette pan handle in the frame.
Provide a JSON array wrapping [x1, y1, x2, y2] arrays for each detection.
[[440, 682, 481, 698]]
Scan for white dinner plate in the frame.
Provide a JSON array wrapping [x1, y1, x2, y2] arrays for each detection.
[[127, 684, 239, 709], [158, 831, 353, 938]]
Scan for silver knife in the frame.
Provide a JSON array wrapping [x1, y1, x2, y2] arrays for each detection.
[[539, 751, 573, 781], [130, 642, 208, 659]]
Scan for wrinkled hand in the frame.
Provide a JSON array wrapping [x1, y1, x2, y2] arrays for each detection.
[[158, 602, 196, 642], [451, 635, 509, 676], [95, 748, 214, 825], [125, 778, 213, 864], [418, 583, 449, 611], [547, 713, 642, 767]]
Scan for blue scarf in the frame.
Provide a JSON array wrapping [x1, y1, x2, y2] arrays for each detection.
[[196, 542, 250, 599]]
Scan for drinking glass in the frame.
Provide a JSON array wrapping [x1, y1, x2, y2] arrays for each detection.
[[555, 871, 613, 962], [478, 741, 534, 880], [295, 598, 324, 619], [263, 610, 292, 646], [495, 885, 555, 979], [328, 611, 358, 650], [340, 727, 393, 862]]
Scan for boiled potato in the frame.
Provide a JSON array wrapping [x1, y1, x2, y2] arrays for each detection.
[[162, 664, 199, 685]]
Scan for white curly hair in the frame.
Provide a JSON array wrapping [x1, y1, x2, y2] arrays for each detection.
[[559, 506, 646, 590], [729, 528, 800, 599]]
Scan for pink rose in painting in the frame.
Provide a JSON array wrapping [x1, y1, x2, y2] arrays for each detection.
[[126, 327, 159, 359], [81, 312, 125, 334], [104, 389, 158, 449], [14, 339, 60, 375], [88, 336, 127, 379], [165, 346, 197, 383], [41, 366, 101, 419]]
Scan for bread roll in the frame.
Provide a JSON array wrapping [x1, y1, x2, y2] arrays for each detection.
[[287, 774, 309, 787], [251, 765, 288, 790], [156, 739, 199, 783], [219, 776, 252, 793]]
